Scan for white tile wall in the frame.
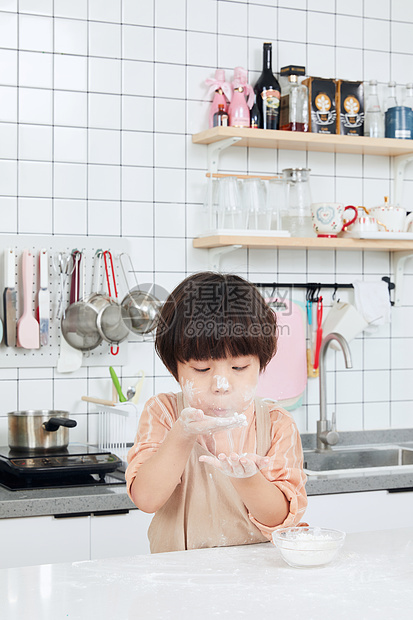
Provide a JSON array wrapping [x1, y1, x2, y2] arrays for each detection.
[[0, 0, 412, 445]]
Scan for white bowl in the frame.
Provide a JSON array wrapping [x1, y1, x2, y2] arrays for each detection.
[[272, 526, 346, 568]]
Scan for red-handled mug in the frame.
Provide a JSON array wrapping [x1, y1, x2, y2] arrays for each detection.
[[311, 203, 358, 238]]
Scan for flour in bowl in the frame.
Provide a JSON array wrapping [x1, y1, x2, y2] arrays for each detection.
[[273, 527, 345, 568]]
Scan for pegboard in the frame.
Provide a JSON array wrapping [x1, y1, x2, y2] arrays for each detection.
[[0, 235, 132, 368]]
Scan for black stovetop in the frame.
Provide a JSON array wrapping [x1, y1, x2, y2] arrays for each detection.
[[0, 444, 124, 491], [0, 443, 114, 459]]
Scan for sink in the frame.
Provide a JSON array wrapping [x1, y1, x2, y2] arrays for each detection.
[[303, 445, 413, 476]]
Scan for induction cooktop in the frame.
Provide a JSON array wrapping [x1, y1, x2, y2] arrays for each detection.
[[0, 444, 124, 491]]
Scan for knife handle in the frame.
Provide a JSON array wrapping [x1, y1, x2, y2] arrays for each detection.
[[4, 248, 15, 289], [39, 249, 48, 289]]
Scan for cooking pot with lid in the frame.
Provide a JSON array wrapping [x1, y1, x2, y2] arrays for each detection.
[[8, 410, 77, 452]]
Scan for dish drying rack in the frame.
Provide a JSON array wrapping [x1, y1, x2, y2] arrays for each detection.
[[83, 372, 145, 471], [95, 401, 139, 471]]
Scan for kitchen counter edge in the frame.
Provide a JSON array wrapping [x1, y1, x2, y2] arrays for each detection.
[[1, 429, 413, 519]]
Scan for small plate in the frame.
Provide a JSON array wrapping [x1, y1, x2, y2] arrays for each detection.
[[341, 231, 413, 240]]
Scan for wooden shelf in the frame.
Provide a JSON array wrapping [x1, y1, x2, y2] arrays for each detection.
[[192, 127, 413, 303], [192, 127, 413, 157], [193, 235, 413, 252]]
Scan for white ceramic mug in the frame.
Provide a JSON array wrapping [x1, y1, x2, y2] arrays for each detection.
[[351, 216, 380, 233], [311, 202, 358, 237], [349, 207, 387, 233], [369, 205, 413, 233]]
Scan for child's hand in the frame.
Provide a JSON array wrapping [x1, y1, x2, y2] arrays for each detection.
[[199, 452, 270, 478], [178, 407, 247, 436]]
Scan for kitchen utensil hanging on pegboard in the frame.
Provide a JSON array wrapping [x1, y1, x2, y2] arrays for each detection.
[[0, 235, 131, 368]]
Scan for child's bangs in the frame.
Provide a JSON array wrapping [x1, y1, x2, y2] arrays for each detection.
[[175, 312, 270, 365]]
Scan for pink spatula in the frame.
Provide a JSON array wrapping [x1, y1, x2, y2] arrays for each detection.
[[17, 249, 40, 349]]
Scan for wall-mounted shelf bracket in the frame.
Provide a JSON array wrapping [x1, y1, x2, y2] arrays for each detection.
[[393, 251, 413, 305], [208, 245, 242, 271], [393, 153, 413, 206], [207, 137, 242, 174]]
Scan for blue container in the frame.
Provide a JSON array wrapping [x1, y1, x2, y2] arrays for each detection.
[[385, 106, 413, 139]]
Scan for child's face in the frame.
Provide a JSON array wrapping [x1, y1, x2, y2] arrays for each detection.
[[177, 355, 260, 418]]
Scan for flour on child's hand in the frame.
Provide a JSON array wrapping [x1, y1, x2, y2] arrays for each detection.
[[233, 412, 248, 426], [215, 412, 247, 427]]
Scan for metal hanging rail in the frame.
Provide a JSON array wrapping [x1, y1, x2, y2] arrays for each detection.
[[252, 277, 395, 305]]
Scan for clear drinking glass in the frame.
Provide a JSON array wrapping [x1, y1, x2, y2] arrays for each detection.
[[242, 178, 269, 230], [266, 177, 285, 230], [217, 176, 243, 229]]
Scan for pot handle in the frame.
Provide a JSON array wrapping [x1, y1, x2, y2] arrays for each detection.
[[42, 417, 77, 432]]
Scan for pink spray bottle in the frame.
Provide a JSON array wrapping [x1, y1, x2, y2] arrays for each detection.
[[205, 69, 232, 128]]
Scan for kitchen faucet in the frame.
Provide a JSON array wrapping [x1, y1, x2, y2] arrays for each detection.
[[317, 332, 353, 451]]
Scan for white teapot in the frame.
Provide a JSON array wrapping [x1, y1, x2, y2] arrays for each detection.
[[369, 196, 413, 233]]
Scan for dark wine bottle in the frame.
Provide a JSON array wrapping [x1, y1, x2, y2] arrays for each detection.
[[250, 95, 261, 128], [254, 43, 281, 130]]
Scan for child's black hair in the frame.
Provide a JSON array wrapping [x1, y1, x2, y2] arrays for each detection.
[[155, 272, 277, 380]]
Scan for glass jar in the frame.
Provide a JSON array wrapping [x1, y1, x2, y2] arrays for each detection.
[[281, 168, 313, 237]]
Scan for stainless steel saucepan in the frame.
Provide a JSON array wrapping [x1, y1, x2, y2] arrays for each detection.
[[8, 410, 77, 452]]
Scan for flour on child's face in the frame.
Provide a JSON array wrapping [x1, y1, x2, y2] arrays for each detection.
[[213, 375, 229, 391], [181, 379, 200, 403], [242, 386, 256, 404], [178, 356, 260, 418]]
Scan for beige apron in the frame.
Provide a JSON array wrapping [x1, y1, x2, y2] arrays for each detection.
[[148, 393, 272, 553]]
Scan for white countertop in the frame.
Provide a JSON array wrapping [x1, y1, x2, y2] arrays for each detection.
[[1, 527, 412, 620]]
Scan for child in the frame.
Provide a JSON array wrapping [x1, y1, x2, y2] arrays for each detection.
[[126, 272, 307, 553]]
